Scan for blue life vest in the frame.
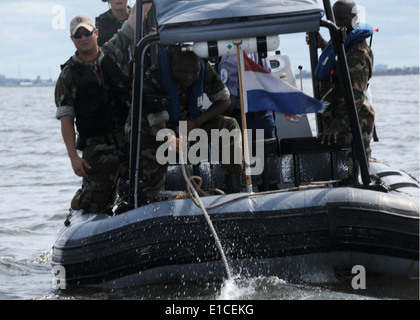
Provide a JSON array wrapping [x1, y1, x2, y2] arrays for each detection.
[[158, 47, 205, 125], [315, 24, 373, 81]]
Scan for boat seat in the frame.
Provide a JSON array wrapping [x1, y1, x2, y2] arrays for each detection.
[[280, 136, 349, 187], [248, 138, 281, 191], [251, 137, 279, 156], [164, 138, 281, 193]]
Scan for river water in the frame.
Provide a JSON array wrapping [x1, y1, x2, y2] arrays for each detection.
[[0, 75, 418, 300]]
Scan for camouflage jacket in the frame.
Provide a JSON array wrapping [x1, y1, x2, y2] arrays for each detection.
[[320, 40, 375, 134], [54, 22, 133, 120], [96, 7, 131, 47], [141, 60, 230, 127], [144, 62, 230, 118]]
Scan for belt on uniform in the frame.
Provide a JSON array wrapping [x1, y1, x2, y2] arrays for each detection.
[[84, 132, 123, 146]]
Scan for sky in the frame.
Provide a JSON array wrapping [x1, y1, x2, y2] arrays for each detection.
[[0, 0, 419, 80]]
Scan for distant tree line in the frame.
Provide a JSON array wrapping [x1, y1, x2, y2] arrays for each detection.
[[295, 66, 419, 79], [372, 66, 419, 76], [0, 73, 55, 87]]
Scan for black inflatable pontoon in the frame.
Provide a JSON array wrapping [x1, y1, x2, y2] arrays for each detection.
[[52, 0, 419, 287]]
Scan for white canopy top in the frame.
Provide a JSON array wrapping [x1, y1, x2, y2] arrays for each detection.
[[153, 0, 324, 44]]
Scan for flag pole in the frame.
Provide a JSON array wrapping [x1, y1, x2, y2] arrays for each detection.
[[234, 40, 253, 193]]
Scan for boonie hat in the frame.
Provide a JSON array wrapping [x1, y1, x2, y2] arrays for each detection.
[[70, 14, 95, 36]]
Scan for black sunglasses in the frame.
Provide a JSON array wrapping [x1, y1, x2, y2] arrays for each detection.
[[73, 29, 95, 39]]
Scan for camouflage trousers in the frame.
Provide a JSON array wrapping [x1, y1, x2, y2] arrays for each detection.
[[138, 114, 242, 204], [71, 132, 127, 213], [322, 113, 374, 179]]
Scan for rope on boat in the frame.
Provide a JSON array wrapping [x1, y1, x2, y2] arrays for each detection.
[[188, 183, 329, 210], [177, 135, 332, 279], [177, 169, 328, 281], [179, 134, 233, 280]]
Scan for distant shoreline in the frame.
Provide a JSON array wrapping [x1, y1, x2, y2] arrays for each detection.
[[371, 71, 420, 77], [0, 83, 56, 88], [0, 69, 418, 87], [295, 69, 419, 79]]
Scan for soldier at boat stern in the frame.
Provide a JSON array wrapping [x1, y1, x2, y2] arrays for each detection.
[[307, 0, 375, 181], [54, 7, 144, 214]]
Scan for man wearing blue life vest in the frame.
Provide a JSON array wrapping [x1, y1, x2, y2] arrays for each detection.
[[134, 45, 243, 204], [218, 53, 276, 140], [308, 0, 375, 181]]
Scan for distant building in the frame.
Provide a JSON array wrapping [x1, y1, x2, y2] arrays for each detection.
[[373, 64, 388, 72], [0, 73, 55, 87], [20, 81, 33, 86]]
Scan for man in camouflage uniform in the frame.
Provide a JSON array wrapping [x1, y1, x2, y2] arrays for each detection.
[[315, 0, 375, 179], [54, 9, 139, 213], [129, 45, 243, 204]]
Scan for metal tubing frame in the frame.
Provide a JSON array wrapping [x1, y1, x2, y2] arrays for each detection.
[[128, 0, 371, 207], [319, 19, 370, 186], [308, 33, 323, 133], [306, 0, 370, 186], [128, 1, 160, 207], [322, 0, 336, 23], [309, 0, 336, 143]]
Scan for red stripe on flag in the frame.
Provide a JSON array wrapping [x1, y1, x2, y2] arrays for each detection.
[[243, 52, 270, 74]]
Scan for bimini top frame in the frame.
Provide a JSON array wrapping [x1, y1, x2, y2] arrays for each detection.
[[154, 0, 323, 44], [128, 0, 371, 207]]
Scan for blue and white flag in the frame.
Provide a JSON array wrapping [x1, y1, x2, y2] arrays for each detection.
[[240, 51, 325, 114]]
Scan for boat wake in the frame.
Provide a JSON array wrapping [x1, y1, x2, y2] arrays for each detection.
[[217, 275, 377, 300]]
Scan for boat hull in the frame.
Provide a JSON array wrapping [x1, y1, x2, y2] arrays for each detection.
[[52, 170, 419, 287]]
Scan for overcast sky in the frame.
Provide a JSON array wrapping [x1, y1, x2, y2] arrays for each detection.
[[0, 0, 418, 80]]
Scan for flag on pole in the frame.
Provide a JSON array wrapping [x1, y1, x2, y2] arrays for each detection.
[[240, 51, 325, 114]]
